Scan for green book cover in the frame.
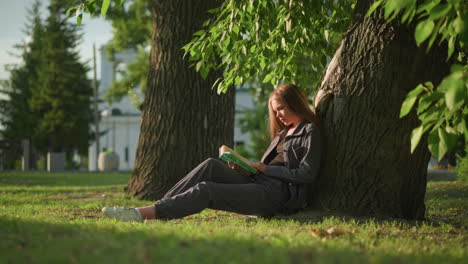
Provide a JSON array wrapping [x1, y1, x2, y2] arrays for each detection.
[[219, 145, 257, 174]]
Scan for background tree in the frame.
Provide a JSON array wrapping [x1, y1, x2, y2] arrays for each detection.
[[26, 0, 92, 167], [1, 0, 92, 169], [0, 1, 45, 169]]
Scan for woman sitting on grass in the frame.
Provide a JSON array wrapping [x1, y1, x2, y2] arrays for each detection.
[[102, 83, 322, 221]]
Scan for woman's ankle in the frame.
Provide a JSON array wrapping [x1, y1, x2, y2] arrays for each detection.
[[137, 205, 157, 220]]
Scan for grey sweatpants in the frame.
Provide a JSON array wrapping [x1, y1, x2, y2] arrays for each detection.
[[154, 158, 289, 219]]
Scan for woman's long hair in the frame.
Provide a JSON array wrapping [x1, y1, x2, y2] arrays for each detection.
[[268, 84, 320, 140]]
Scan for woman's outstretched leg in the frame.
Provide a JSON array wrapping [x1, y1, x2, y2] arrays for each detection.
[[102, 179, 287, 222], [102, 158, 253, 222], [155, 180, 287, 220], [163, 158, 252, 198]]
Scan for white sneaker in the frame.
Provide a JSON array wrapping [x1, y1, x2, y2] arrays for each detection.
[[102, 207, 143, 222]]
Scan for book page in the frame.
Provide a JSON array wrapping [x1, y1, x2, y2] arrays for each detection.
[[219, 145, 251, 165]]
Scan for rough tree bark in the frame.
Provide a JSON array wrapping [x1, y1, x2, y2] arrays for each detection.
[[314, 1, 449, 220], [127, 0, 234, 200]]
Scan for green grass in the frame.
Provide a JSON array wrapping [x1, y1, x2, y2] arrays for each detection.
[[0, 172, 466, 264]]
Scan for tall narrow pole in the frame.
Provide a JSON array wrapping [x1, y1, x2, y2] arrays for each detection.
[[93, 43, 100, 171]]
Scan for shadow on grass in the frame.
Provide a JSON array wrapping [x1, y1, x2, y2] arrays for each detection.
[[0, 172, 130, 187], [0, 216, 462, 264], [426, 183, 468, 200]]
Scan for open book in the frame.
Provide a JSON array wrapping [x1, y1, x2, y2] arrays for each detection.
[[219, 145, 257, 174]]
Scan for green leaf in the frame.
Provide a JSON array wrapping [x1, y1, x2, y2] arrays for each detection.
[[415, 19, 435, 45], [402, 8, 416, 24], [419, 108, 442, 122], [400, 84, 424, 118], [250, 45, 256, 53], [366, 0, 383, 17], [417, 92, 443, 114], [443, 126, 460, 154], [101, 0, 110, 17], [85, 3, 96, 14], [235, 76, 241, 85], [384, 0, 414, 20], [77, 14, 82, 26], [200, 67, 209, 79], [211, 78, 222, 91], [452, 16, 465, 35], [429, 4, 451, 20], [410, 125, 424, 153], [447, 36, 455, 59], [233, 24, 240, 34], [216, 80, 225, 95], [438, 127, 449, 160], [259, 58, 266, 70], [463, 118, 468, 143], [262, 73, 273, 83], [196, 61, 203, 72], [193, 30, 205, 37], [456, 120, 465, 134], [66, 7, 74, 15], [424, 81, 434, 91], [450, 64, 464, 72], [428, 129, 439, 159], [417, 0, 441, 14], [443, 76, 465, 110]]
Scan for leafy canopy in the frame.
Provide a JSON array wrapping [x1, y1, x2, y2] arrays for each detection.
[[183, 0, 354, 94], [68, 0, 150, 104], [70, 0, 466, 161]]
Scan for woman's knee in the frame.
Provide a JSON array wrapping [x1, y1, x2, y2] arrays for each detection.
[[201, 158, 223, 168], [192, 181, 215, 197], [194, 180, 212, 190], [205, 157, 218, 164]]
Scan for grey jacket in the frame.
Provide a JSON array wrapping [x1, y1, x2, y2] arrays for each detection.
[[260, 120, 322, 213]]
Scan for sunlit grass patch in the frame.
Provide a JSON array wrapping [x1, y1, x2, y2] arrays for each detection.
[[0, 172, 466, 264]]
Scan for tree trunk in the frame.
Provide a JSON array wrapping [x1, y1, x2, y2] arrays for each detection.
[[127, 0, 234, 200], [314, 1, 449, 220]]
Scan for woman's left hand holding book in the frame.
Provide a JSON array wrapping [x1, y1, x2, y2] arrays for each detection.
[[228, 161, 266, 176], [228, 162, 254, 176]]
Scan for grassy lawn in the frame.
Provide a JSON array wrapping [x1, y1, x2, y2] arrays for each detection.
[[0, 172, 466, 263]]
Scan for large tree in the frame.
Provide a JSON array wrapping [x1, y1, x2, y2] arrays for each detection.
[[74, 0, 465, 218], [183, 0, 464, 220], [312, 1, 448, 219]]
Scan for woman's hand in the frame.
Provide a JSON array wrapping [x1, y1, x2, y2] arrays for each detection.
[[227, 162, 252, 176], [251, 162, 267, 173]]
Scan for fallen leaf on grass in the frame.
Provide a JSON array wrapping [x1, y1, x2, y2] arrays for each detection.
[[309, 227, 328, 238], [327, 227, 345, 236], [310, 227, 355, 239]]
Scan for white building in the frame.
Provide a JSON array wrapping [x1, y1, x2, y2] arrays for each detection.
[[88, 46, 254, 171]]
